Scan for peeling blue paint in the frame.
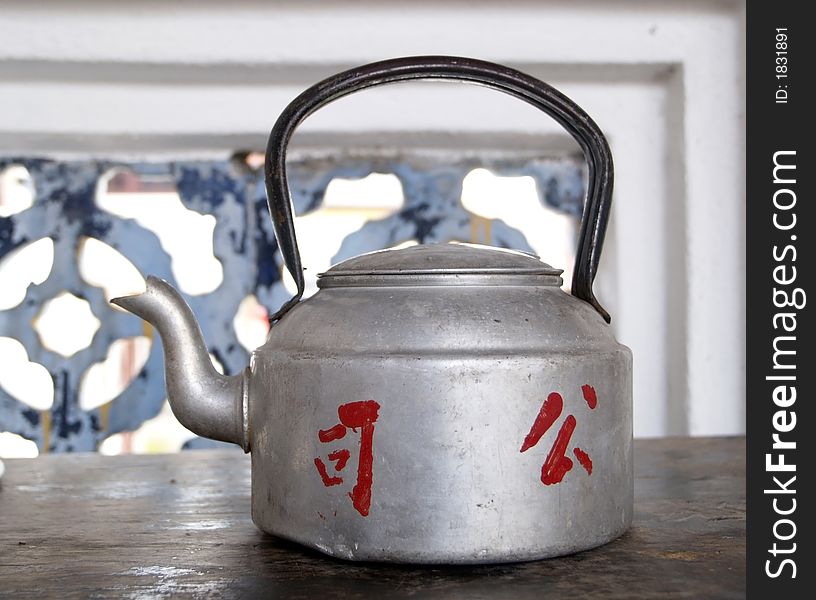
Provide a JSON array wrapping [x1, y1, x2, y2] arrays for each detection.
[[0, 154, 583, 452]]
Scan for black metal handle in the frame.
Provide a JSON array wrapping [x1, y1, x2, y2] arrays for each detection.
[[265, 56, 614, 322]]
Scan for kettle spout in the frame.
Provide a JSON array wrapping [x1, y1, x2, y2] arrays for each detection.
[[111, 276, 249, 451]]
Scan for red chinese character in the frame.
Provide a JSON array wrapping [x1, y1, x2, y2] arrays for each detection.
[[519, 385, 597, 485], [313, 400, 380, 516]]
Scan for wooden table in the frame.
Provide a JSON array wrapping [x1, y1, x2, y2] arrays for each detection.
[[0, 437, 745, 599]]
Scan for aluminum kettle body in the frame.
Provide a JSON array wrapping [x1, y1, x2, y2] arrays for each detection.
[[250, 276, 632, 563], [113, 56, 633, 564]]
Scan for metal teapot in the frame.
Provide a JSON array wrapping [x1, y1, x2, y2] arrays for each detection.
[[112, 56, 632, 564]]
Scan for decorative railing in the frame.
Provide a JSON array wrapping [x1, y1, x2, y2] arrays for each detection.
[[0, 155, 583, 452]]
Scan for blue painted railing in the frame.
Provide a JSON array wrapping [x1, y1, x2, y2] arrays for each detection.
[[0, 155, 583, 452]]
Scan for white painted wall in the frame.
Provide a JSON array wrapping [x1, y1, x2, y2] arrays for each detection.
[[0, 0, 745, 437]]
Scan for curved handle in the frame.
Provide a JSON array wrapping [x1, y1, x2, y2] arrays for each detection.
[[265, 56, 614, 322]]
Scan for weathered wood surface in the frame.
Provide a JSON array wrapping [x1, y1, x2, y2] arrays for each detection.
[[0, 437, 745, 599]]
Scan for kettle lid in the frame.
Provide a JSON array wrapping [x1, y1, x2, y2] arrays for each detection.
[[317, 243, 563, 288]]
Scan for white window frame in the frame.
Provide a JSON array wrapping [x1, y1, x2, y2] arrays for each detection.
[[0, 0, 746, 437]]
